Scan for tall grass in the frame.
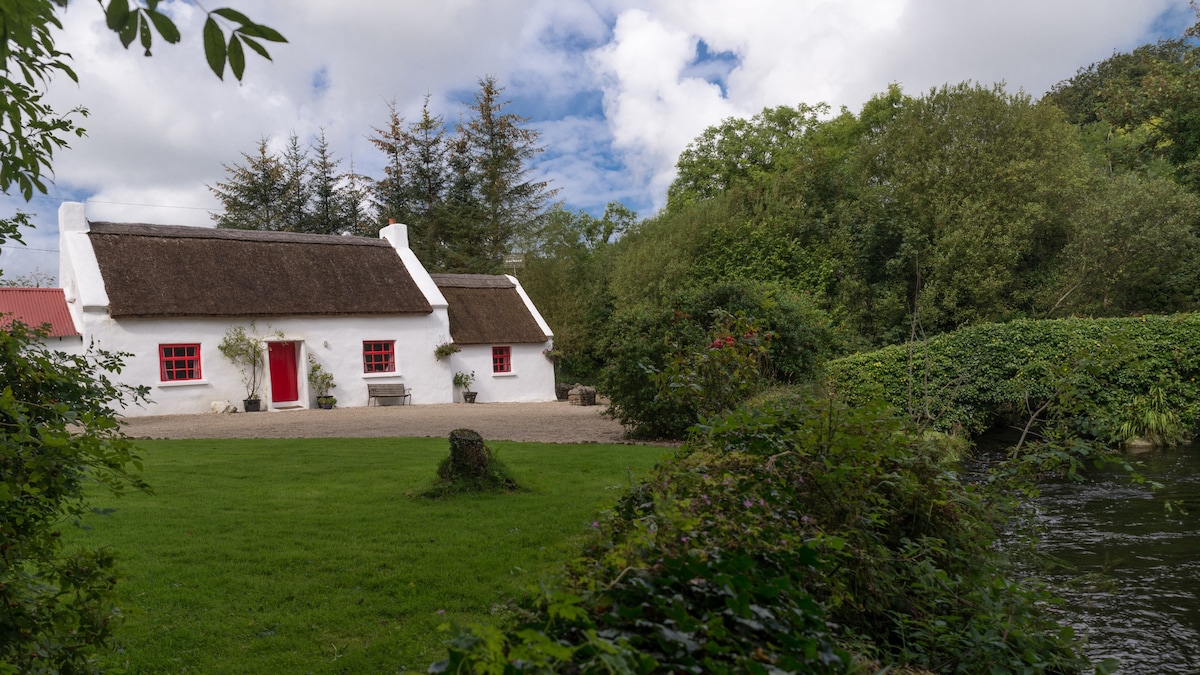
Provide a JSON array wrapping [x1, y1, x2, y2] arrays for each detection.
[[68, 438, 664, 674]]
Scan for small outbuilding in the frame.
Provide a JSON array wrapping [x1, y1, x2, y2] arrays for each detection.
[[0, 287, 84, 353]]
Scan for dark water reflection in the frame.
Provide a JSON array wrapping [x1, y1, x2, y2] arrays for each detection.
[[986, 439, 1200, 672]]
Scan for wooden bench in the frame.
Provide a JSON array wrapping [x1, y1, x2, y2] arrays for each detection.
[[367, 383, 412, 406]]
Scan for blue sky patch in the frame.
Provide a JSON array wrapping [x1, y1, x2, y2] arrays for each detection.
[[684, 39, 740, 97]]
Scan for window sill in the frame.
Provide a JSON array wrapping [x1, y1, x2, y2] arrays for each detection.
[[362, 371, 402, 379], [158, 379, 210, 388], [491, 372, 517, 378]]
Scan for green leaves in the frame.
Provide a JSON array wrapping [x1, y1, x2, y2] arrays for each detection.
[[2, 2, 283, 204], [0, 322, 149, 671], [99, 2, 284, 80], [103, 0, 181, 54], [203, 16, 226, 77], [201, 8, 286, 81]]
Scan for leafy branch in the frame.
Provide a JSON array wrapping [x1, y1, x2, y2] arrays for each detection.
[[101, 1, 287, 80]]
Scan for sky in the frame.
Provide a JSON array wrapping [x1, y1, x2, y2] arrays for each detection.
[[1, 0, 1196, 281]]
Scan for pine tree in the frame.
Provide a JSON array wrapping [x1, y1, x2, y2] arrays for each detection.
[[210, 138, 288, 230], [460, 76, 557, 272], [404, 95, 450, 266], [279, 132, 313, 232], [309, 129, 347, 235], [342, 159, 377, 237], [368, 101, 411, 238]]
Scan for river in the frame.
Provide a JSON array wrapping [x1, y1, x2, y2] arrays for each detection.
[[1021, 441, 1200, 672]]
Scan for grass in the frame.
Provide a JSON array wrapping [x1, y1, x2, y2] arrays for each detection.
[[67, 437, 665, 674]]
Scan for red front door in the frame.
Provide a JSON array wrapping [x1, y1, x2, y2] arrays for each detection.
[[268, 342, 299, 403]]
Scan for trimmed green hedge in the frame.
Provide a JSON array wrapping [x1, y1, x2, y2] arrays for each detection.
[[825, 314, 1200, 438]]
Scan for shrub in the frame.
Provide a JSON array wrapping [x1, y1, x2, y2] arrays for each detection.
[[598, 280, 838, 439], [825, 314, 1200, 443], [1, 322, 149, 672], [306, 354, 336, 398], [432, 396, 1089, 673]]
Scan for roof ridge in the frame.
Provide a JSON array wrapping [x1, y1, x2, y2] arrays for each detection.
[[88, 222, 389, 247]]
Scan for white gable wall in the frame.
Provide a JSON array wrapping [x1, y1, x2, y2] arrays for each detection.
[[444, 343, 556, 404]]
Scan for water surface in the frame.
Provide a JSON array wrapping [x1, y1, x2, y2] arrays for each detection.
[[1028, 442, 1200, 672]]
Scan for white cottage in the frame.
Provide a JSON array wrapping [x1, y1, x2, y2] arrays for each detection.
[[55, 202, 556, 416]]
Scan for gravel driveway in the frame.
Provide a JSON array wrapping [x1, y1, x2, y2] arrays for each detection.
[[119, 400, 631, 443]]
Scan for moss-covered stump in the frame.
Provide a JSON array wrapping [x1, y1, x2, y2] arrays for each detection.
[[441, 428, 490, 479], [422, 428, 522, 498]]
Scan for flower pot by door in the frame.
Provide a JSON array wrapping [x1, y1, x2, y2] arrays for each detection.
[[244, 399, 261, 412], [462, 391, 477, 404]]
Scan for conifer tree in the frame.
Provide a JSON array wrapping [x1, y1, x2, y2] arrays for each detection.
[[279, 132, 313, 232], [341, 159, 377, 237], [461, 76, 556, 271], [210, 138, 288, 230], [308, 129, 347, 235], [403, 96, 451, 266], [368, 101, 411, 238]]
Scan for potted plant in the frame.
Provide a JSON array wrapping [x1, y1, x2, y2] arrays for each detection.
[[218, 323, 267, 412], [308, 354, 337, 409], [453, 370, 477, 403]]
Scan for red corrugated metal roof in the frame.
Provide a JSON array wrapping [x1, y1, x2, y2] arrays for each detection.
[[0, 288, 79, 337]]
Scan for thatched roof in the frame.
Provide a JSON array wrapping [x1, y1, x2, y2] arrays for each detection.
[[431, 274, 549, 345], [88, 223, 432, 318]]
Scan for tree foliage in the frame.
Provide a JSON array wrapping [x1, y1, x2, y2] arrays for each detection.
[[514, 202, 632, 381], [0, 323, 150, 673], [599, 280, 837, 439], [366, 77, 558, 272], [1045, 14, 1200, 189], [209, 133, 362, 234], [840, 83, 1089, 341], [215, 77, 555, 273], [0, 1, 284, 202]]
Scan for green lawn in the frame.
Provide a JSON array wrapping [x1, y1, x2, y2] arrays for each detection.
[[68, 438, 664, 674]]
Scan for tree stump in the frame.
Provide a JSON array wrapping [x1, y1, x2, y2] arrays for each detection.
[[443, 428, 490, 479]]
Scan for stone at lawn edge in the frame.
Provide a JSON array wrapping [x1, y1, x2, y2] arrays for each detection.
[[211, 400, 238, 414]]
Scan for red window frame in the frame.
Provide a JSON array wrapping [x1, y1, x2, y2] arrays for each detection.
[[492, 346, 512, 373], [160, 343, 201, 381], [363, 340, 396, 373]]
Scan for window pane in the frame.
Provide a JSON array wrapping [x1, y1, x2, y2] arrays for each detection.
[[363, 340, 396, 373], [160, 343, 201, 381], [492, 346, 511, 373]]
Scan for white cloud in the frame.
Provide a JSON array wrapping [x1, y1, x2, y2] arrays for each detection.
[[1, 0, 1193, 281]]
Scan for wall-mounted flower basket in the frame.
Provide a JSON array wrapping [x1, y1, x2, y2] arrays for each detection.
[[434, 342, 460, 360]]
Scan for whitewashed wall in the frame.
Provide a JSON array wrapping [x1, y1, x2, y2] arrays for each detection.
[[75, 310, 456, 416], [445, 343, 557, 404], [33, 334, 85, 357]]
